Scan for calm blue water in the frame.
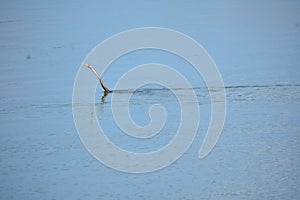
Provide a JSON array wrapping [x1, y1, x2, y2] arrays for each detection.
[[1, 0, 300, 199]]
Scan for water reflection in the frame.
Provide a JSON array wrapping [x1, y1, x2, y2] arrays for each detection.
[[101, 91, 109, 103]]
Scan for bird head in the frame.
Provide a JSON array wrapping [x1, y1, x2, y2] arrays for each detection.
[[82, 63, 92, 69]]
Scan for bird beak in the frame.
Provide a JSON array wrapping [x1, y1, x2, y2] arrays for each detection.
[[82, 63, 90, 68]]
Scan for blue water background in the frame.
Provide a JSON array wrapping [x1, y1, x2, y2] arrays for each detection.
[[0, 1, 299, 199]]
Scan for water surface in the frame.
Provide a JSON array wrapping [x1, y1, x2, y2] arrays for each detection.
[[0, 0, 299, 199]]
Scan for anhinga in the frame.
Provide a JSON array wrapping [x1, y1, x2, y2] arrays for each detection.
[[82, 63, 112, 94]]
